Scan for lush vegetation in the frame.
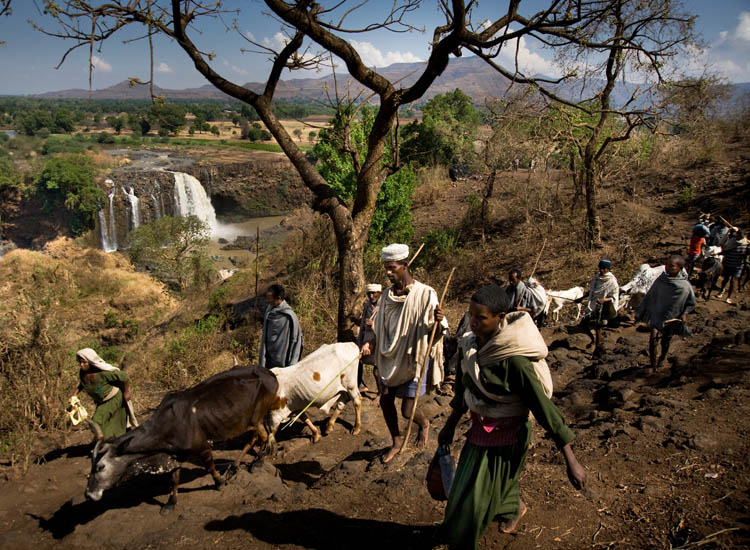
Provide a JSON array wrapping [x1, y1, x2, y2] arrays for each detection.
[[127, 215, 214, 290], [313, 106, 417, 246], [34, 154, 102, 235]]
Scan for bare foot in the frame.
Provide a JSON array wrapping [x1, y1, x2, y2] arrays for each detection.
[[499, 500, 527, 534], [417, 421, 430, 447], [381, 436, 403, 463]]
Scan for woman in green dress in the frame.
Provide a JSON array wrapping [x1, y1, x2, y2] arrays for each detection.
[[73, 348, 134, 440], [438, 285, 586, 549]]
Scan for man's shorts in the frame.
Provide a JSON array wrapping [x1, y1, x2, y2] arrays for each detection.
[[386, 375, 428, 399]]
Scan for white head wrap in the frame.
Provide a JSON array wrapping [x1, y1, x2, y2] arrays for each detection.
[[365, 283, 382, 293], [381, 243, 409, 262], [76, 348, 119, 372]]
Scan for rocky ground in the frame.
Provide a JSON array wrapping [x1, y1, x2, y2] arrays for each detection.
[[1, 142, 749, 549]]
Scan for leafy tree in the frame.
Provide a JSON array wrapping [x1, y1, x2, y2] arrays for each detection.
[[34, 154, 102, 235], [0, 156, 23, 190], [293, 128, 303, 141], [210, 124, 220, 137], [149, 100, 186, 135], [402, 89, 481, 166], [308, 131, 316, 142], [53, 108, 75, 133], [314, 106, 416, 245], [127, 215, 213, 290]]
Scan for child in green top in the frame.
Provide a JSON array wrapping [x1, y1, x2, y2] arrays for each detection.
[[438, 285, 585, 549], [73, 348, 132, 440]]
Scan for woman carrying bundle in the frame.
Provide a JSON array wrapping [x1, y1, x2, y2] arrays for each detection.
[[73, 348, 137, 440]]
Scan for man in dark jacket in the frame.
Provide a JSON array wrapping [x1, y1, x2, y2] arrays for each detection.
[[259, 284, 303, 368]]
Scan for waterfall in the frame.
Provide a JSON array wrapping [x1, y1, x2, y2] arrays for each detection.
[[107, 186, 118, 251], [151, 193, 161, 219], [172, 172, 218, 232], [98, 209, 117, 252], [123, 186, 141, 229]]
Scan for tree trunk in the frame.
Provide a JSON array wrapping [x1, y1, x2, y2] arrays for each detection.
[[334, 224, 367, 342], [583, 158, 602, 248], [570, 151, 583, 210]]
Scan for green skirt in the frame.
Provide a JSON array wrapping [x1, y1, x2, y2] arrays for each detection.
[[92, 392, 128, 439], [441, 422, 531, 549]]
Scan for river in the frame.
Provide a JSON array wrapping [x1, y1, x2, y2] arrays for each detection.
[[206, 215, 286, 271]]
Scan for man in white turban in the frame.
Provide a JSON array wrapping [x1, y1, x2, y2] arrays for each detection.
[[361, 243, 449, 463]]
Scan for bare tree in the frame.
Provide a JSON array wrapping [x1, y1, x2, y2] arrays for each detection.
[[546, 0, 697, 246], [33, 0, 631, 337]]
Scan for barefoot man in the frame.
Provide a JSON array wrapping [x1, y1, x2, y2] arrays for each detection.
[[361, 243, 448, 463]]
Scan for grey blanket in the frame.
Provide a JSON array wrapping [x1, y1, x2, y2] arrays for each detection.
[[636, 272, 695, 333], [506, 281, 531, 310], [259, 300, 303, 368]]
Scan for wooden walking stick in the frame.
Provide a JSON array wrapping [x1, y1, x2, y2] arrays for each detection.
[[408, 243, 425, 267], [529, 238, 547, 279], [254, 225, 260, 301], [399, 267, 456, 455]]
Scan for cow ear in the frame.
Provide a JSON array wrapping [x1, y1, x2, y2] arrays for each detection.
[[116, 433, 135, 454]]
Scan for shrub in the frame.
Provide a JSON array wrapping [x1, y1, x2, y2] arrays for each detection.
[[34, 154, 102, 236], [0, 157, 23, 190]]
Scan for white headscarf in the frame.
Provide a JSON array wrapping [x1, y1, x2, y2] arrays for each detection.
[[76, 348, 119, 371]]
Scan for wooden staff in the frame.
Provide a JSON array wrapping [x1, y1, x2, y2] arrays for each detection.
[[399, 266, 456, 455], [719, 215, 735, 229], [529, 238, 547, 279], [407, 243, 425, 267], [254, 225, 260, 300]]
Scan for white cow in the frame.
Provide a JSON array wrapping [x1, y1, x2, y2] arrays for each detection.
[[546, 286, 585, 323], [619, 264, 664, 311], [269, 342, 362, 443]]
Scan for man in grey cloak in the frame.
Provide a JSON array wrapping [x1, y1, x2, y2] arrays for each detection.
[[259, 284, 303, 368], [636, 256, 695, 371]]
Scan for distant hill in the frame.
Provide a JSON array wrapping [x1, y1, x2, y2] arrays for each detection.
[[34, 56, 749, 109]]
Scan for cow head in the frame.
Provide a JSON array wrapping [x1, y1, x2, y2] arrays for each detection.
[[85, 426, 139, 502]]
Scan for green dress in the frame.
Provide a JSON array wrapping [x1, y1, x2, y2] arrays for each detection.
[[442, 354, 574, 549], [79, 369, 130, 439]]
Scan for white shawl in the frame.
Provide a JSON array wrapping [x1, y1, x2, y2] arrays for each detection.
[[373, 281, 449, 388], [587, 271, 619, 313], [459, 311, 553, 418]]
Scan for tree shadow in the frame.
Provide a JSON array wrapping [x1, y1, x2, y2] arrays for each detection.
[[40, 443, 91, 463], [204, 508, 440, 550], [32, 466, 214, 539]]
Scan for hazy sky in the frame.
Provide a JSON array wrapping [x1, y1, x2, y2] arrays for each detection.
[[0, 1, 748, 95]]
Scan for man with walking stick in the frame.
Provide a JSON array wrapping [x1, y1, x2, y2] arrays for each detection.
[[361, 243, 449, 463]]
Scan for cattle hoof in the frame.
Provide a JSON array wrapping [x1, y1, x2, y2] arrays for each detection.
[[312, 432, 322, 444], [249, 460, 263, 474], [351, 427, 361, 436], [160, 502, 175, 515]]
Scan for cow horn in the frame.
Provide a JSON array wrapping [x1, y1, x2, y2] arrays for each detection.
[[233, 354, 239, 367], [86, 419, 104, 441]]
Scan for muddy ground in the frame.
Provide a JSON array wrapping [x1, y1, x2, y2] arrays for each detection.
[[1, 146, 749, 549]]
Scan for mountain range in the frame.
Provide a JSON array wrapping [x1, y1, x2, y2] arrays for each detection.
[[34, 56, 749, 108]]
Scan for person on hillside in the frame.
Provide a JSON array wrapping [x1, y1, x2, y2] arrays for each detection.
[[708, 219, 729, 247], [357, 283, 382, 394], [361, 243, 448, 463], [259, 284, 303, 368], [635, 255, 696, 371], [438, 285, 586, 549], [505, 268, 531, 313], [717, 228, 748, 304], [73, 348, 137, 440], [581, 259, 619, 357], [687, 223, 709, 276]]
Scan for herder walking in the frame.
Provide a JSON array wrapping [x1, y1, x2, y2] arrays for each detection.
[[636, 255, 695, 371], [582, 259, 619, 356], [73, 348, 137, 440], [438, 285, 585, 549], [357, 283, 382, 394], [259, 284, 303, 368], [361, 243, 448, 463]]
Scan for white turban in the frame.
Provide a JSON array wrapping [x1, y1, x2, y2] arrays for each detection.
[[381, 243, 409, 262], [365, 283, 382, 293]]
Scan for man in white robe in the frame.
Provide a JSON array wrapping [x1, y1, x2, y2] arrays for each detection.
[[361, 243, 448, 463]]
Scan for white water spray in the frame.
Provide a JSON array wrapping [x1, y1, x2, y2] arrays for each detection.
[[123, 186, 141, 229], [172, 172, 218, 232]]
